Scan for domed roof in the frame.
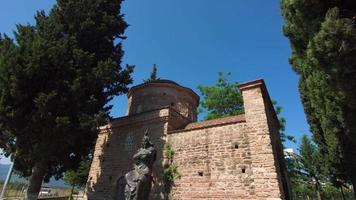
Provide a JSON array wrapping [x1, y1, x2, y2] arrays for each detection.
[[126, 79, 200, 122], [127, 79, 199, 105]]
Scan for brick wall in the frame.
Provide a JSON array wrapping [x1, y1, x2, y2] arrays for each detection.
[[84, 79, 291, 200], [85, 109, 170, 200], [163, 80, 290, 200], [168, 121, 254, 199]]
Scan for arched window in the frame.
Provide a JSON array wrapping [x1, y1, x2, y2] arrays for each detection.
[[125, 134, 134, 151]]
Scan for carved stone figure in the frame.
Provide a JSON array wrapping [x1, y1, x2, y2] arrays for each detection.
[[123, 130, 156, 200]]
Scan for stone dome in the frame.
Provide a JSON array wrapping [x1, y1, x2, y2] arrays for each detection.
[[126, 80, 199, 122]]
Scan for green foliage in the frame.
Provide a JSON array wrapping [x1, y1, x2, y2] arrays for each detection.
[[198, 73, 293, 144], [299, 135, 322, 179], [63, 158, 90, 188], [63, 158, 90, 200], [143, 64, 159, 83], [321, 184, 354, 200], [197, 72, 244, 120], [164, 143, 174, 161], [299, 135, 323, 199], [0, 181, 27, 194], [292, 183, 315, 200], [285, 137, 315, 199], [163, 164, 180, 185], [281, 0, 356, 194], [286, 135, 354, 199], [163, 143, 180, 192], [0, 0, 132, 195], [272, 100, 295, 143]]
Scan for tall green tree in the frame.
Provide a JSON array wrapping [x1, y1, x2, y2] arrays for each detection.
[[0, 0, 132, 199], [286, 135, 352, 199], [198, 73, 294, 143], [63, 158, 91, 200], [299, 135, 323, 200], [281, 0, 356, 195], [197, 72, 244, 120]]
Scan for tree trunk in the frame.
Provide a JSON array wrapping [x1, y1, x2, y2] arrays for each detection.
[[316, 189, 322, 200], [25, 162, 46, 200], [69, 185, 75, 200], [340, 185, 345, 200], [315, 178, 322, 200], [351, 174, 356, 198]]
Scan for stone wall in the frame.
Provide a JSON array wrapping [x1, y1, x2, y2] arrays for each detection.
[[239, 80, 289, 199], [168, 118, 254, 199], [163, 80, 290, 200], [85, 108, 170, 200], [84, 79, 291, 200]]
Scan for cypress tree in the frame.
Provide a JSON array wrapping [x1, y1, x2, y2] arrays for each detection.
[[0, 0, 132, 199], [281, 0, 356, 195], [143, 64, 159, 83]]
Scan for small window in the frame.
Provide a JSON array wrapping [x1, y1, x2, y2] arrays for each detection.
[[125, 134, 134, 151], [234, 144, 239, 149], [198, 171, 204, 176], [242, 168, 246, 173]]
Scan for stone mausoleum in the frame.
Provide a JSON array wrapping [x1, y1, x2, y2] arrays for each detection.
[[84, 79, 291, 200]]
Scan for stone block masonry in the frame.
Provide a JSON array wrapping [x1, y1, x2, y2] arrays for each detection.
[[84, 79, 291, 200]]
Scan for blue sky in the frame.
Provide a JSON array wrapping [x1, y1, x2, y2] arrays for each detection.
[[0, 0, 310, 164]]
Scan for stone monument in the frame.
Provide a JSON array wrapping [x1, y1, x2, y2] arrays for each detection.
[[122, 130, 156, 200]]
